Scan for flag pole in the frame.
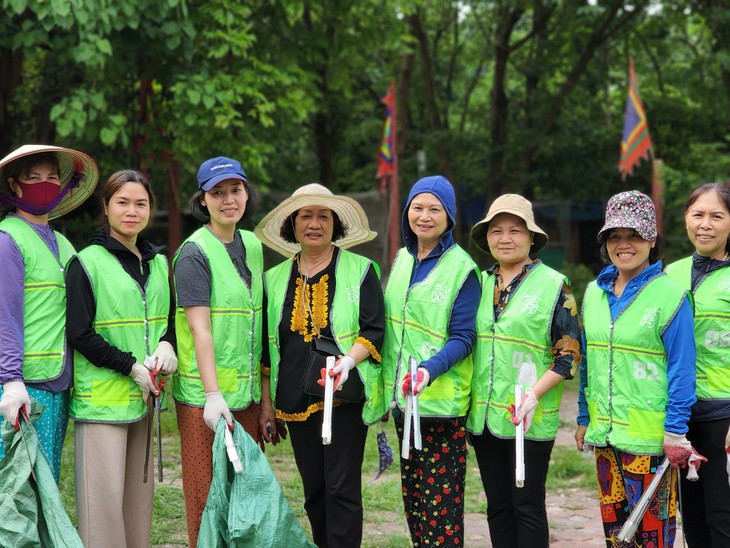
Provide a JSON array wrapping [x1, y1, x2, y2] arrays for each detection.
[[648, 148, 664, 237], [389, 82, 400, 268]]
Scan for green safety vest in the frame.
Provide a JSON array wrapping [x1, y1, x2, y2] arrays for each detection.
[[265, 249, 385, 425], [70, 246, 170, 423], [173, 228, 263, 409], [466, 263, 566, 440], [666, 257, 730, 400], [582, 275, 686, 454], [383, 245, 478, 418], [0, 216, 75, 382]]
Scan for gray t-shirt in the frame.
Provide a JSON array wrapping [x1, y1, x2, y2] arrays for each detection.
[[175, 228, 252, 307]]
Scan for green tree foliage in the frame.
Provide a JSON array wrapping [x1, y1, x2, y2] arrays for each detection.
[[1, 0, 729, 252]]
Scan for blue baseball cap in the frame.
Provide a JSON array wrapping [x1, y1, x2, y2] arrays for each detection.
[[197, 156, 247, 191]]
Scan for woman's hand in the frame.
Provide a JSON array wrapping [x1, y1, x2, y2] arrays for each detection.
[[510, 387, 539, 432], [203, 391, 232, 431], [575, 425, 588, 452], [129, 363, 159, 404], [259, 398, 277, 444], [401, 366, 430, 396]]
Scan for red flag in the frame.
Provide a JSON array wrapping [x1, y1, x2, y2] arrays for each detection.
[[619, 58, 653, 180], [376, 82, 399, 267]]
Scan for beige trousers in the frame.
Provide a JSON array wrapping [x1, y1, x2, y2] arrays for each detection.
[[75, 419, 154, 548]]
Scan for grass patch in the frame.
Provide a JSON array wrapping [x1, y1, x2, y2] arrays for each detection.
[[56, 401, 589, 546], [546, 443, 597, 491]]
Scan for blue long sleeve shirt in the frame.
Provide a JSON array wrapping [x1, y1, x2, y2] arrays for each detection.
[[577, 261, 696, 434], [405, 238, 481, 382]]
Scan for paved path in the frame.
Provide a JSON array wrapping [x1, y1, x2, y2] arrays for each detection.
[[449, 390, 685, 547]]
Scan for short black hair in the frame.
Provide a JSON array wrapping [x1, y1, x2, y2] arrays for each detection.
[[685, 183, 730, 253], [599, 232, 665, 265], [189, 180, 257, 223], [279, 209, 348, 244]]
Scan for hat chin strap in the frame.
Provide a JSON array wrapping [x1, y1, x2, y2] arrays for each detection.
[[1, 171, 84, 215]]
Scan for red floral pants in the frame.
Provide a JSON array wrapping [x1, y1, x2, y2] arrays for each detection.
[[397, 416, 467, 546]]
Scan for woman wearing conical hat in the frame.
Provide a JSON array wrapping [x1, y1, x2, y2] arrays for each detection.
[[0, 144, 98, 482], [255, 183, 385, 548]]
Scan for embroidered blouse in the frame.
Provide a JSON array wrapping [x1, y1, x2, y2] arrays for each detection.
[[272, 247, 384, 422]]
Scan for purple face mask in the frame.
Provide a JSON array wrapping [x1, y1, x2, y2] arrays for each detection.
[[1, 172, 84, 216]]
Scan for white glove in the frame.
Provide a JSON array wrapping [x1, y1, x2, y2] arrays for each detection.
[[0, 380, 31, 425], [511, 387, 539, 432], [203, 391, 233, 431], [330, 355, 356, 391], [130, 363, 158, 404], [725, 424, 730, 451], [663, 432, 693, 467], [152, 341, 178, 375]]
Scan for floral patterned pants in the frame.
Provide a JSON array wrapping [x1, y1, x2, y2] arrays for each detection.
[[397, 416, 467, 546]]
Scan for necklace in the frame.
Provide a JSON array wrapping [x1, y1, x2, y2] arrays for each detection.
[[297, 247, 334, 277]]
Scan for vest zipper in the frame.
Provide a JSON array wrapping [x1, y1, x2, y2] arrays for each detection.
[[607, 321, 615, 440]]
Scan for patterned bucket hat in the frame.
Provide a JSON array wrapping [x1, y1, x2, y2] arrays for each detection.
[[598, 190, 657, 242]]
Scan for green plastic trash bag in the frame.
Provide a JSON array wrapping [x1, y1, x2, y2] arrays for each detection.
[[0, 400, 83, 548], [198, 420, 316, 547]]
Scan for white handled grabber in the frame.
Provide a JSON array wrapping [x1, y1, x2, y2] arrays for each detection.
[[322, 356, 335, 445], [411, 357, 422, 451], [224, 426, 243, 474], [616, 456, 670, 543], [515, 384, 525, 488], [401, 357, 422, 459]]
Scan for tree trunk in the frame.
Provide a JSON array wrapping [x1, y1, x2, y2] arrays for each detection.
[[524, 0, 634, 165], [488, 5, 523, 198], [407, 10, 454, 183], [0, 47, 23, 153]]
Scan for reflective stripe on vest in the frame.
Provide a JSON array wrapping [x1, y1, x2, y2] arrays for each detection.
[[383, 245, 478, 418], [467, 263, 566, 440], [172, 228, 263, 409], [70, 246, 170, 422], [666, 257, 730, 400], [0, 216, 75, 382], [265, 248, 385, 425], [582, 275, 686, 454]]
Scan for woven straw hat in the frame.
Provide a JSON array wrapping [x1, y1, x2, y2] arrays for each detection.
[[470, 193, 548, 254], [254, 183, 377, 257], [0, 144, 99, 219]]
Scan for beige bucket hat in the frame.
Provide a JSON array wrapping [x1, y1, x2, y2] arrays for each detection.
[[0, 144, 99, 219], [470, 193, 548, 254], [254, 183, 377, 257]]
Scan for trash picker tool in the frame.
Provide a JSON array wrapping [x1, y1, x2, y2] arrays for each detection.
[[616, 456, 670, 543], [401, 357, 422, 459], [17, 408, 36, 482], [322, 356, 335, 445], [515, 384, 525, 488], [224, 426, 243, 473]]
